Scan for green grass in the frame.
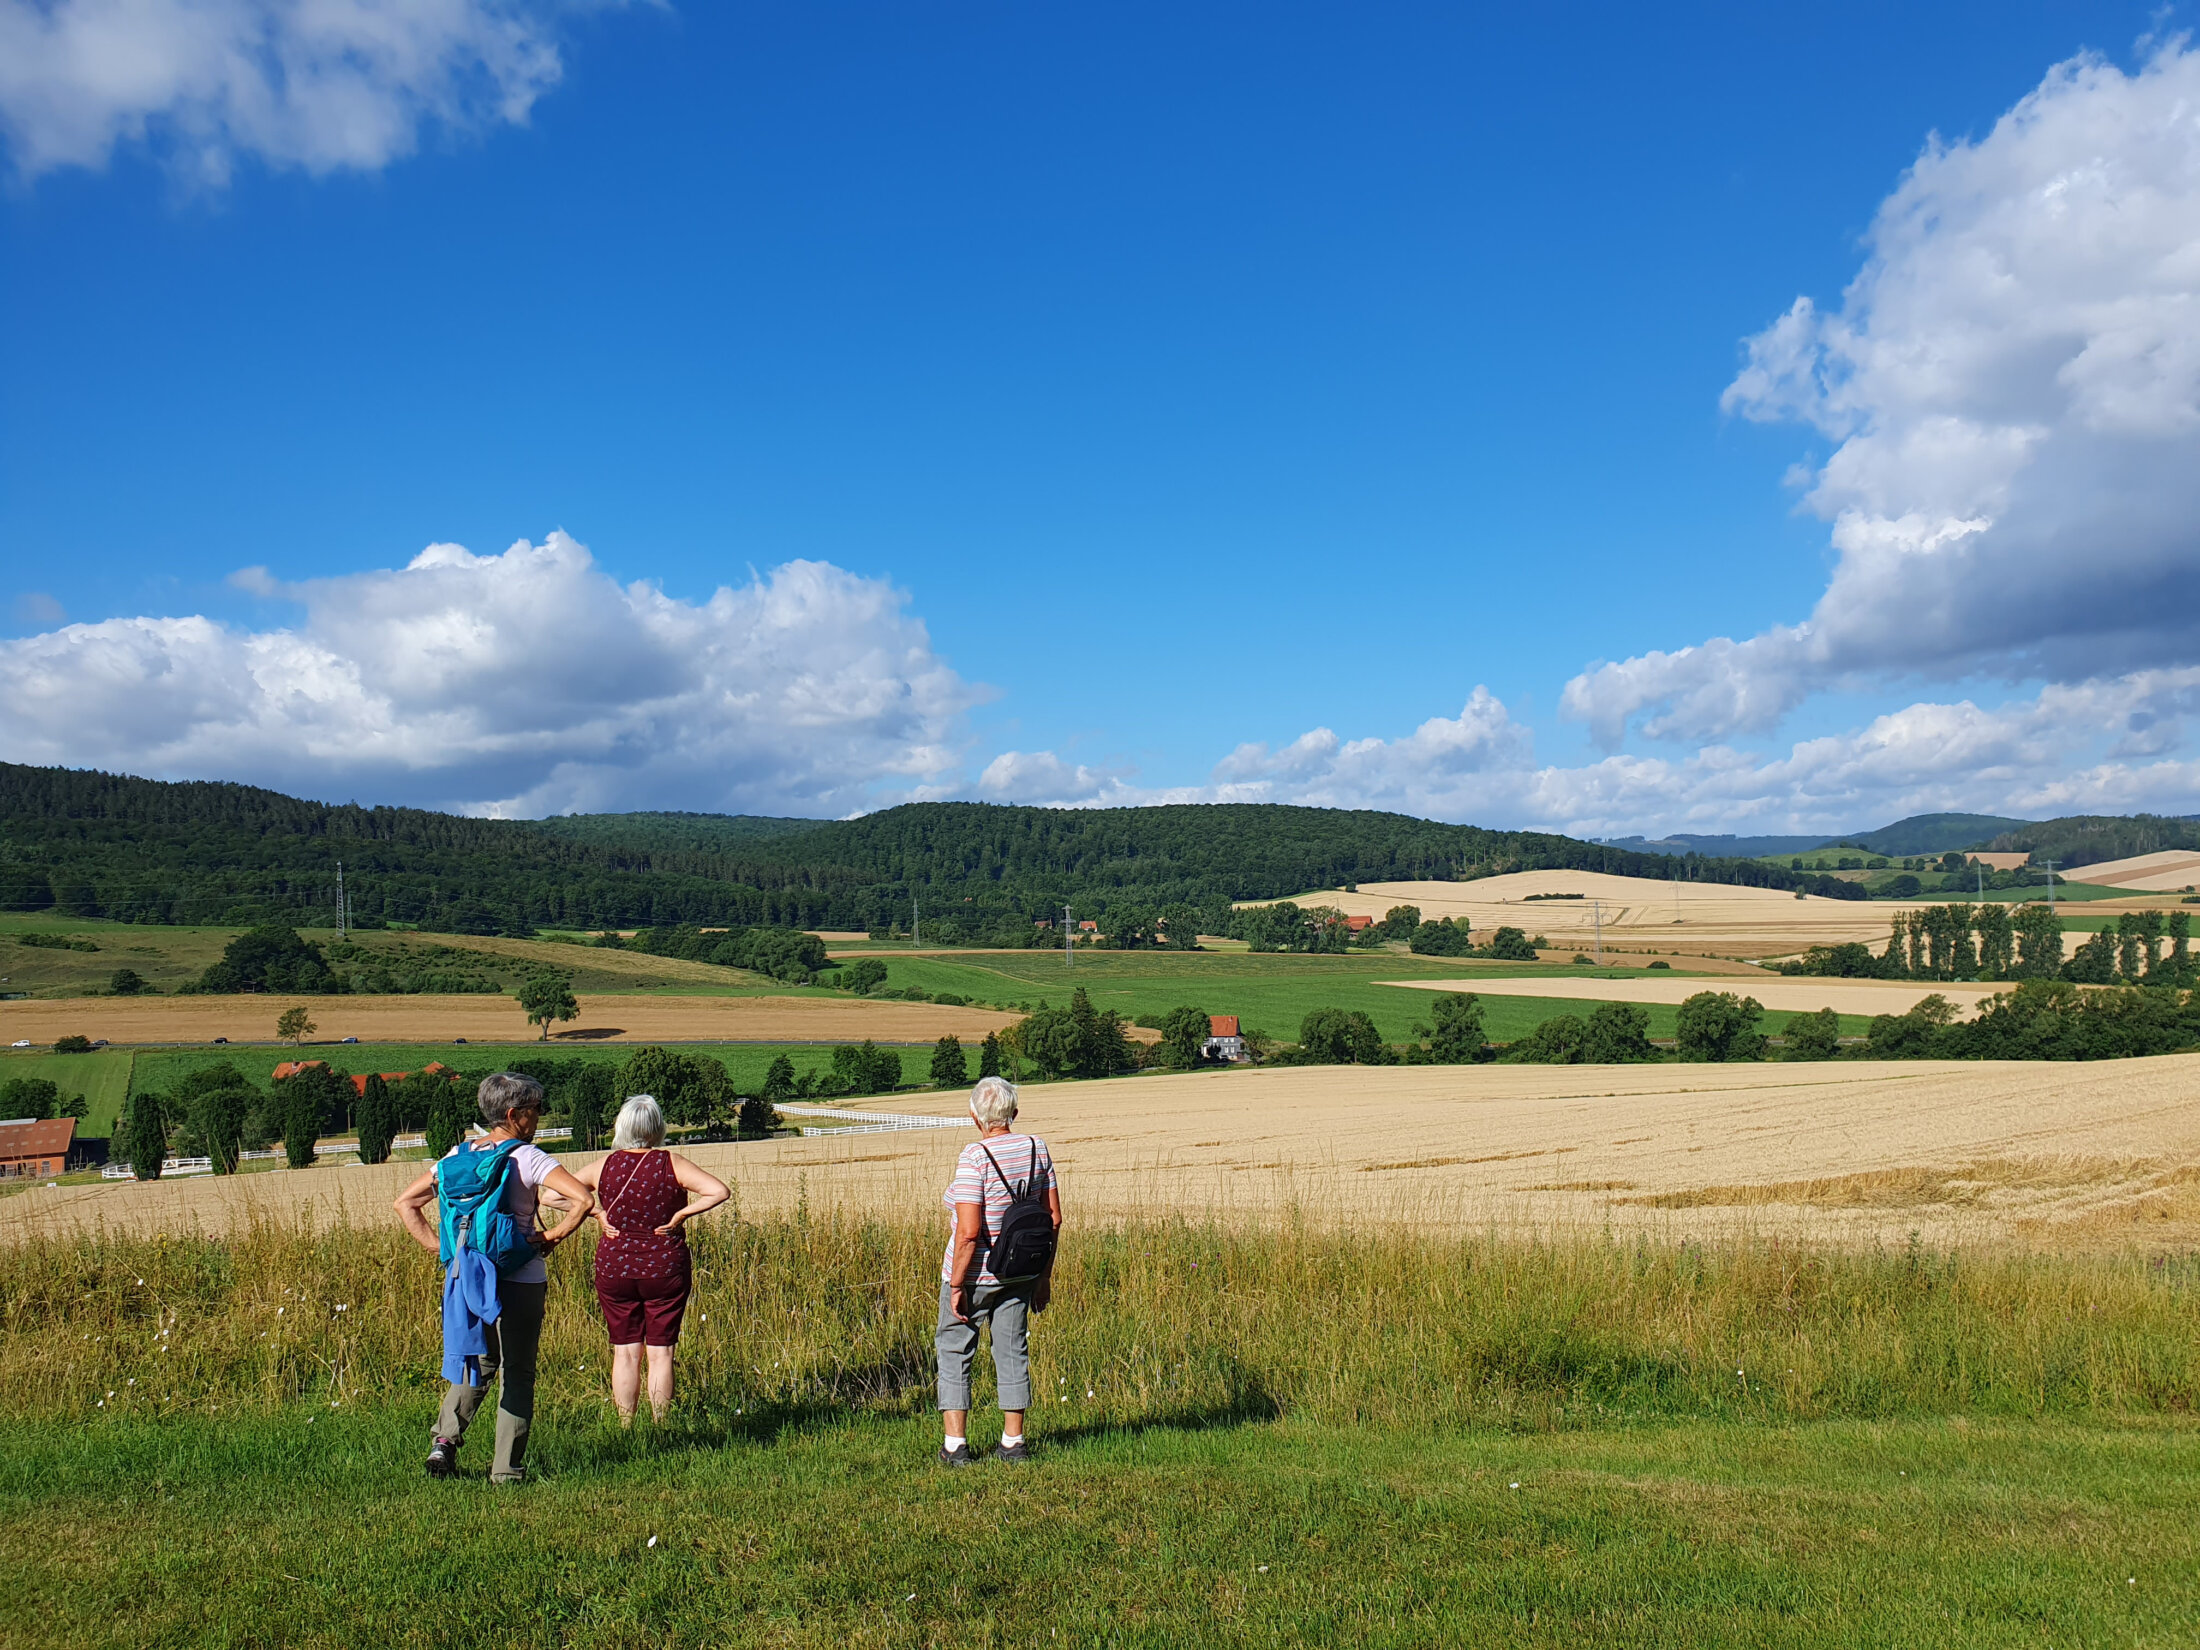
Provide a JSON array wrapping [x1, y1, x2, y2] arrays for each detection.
[[5, 1215, 2199, 1644], [0, 1046, 135, 1134], [2, 1410, 2193, 1647], [862, 951, 1869, 1042]]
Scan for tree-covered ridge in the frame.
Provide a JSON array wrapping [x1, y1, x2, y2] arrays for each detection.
[[0, 763, 1860, 935], [1982, 813, 2200, 870]]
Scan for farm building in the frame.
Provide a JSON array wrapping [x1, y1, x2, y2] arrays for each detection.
[[0, 1117, 76, 1180], [272, 1059, 450, 1096], [1203, 1015, 1249, 1063], [1343, 914, 1374, 933]]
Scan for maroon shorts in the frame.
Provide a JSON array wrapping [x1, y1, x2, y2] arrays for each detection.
[[594, 1271, 690, 1347]]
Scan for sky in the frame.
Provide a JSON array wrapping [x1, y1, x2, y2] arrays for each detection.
[[3, 0, 2198, 835]]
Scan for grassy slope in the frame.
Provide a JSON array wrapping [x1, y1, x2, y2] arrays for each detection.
[[863, 952, 1871, 1042], [0, 1047, 134, 1134], [0, 1411, 2191, 1649], [6, 1213, 2199, 1647]]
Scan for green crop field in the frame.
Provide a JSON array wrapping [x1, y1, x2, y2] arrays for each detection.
[[2, 1215, 2196, 1646], [858, 950, 1868, 1043], [0, 1046, 136, 1134]]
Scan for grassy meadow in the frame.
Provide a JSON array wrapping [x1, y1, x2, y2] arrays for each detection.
[[0, 1046, 136, 1134], [2, 1213, 2197, 1645], [855, 949, 1873, 1044]]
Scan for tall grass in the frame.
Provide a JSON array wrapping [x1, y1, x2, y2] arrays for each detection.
[[8, 1211, 2198, 1431]]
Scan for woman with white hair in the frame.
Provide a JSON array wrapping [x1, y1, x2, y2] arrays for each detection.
[[563, 1094, 731, 1424], [937, 1075, 1061, 1466]]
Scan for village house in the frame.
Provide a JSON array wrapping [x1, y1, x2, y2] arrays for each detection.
[[272, 1059, 449, 1096], [1203, 1015, 1249, 1063], [0, 1117, 76, 1180]]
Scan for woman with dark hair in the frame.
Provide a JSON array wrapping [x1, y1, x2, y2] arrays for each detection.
[[393, 1072, 594, 1483]]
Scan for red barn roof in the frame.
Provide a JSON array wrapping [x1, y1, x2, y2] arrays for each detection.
[[1343, 914, 1374, 930], [0, 1117, 76, 1162], [1209, 1015, 1240, 1038]]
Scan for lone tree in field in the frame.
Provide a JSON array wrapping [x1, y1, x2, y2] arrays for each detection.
[[929, 1034, 968, 1088], [977, 1032, 1003, 1079], [517, 973, 579, 1040], [276, 1006, 316, 1046]]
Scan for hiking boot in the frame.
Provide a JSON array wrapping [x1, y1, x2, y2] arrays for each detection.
[[938, 1442, 975, 1468], [994, 1437, 1032, 1464], [425, 1438, 459, 1479]]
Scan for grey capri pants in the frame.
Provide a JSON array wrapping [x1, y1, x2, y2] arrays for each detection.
[[935, 1278, 1035, 1412]]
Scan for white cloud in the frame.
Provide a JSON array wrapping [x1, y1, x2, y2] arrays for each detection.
[[0, 0, 602, 184], [992, 672, 2200, 839], [0, 532, 984, 816], [1565, 40, 2200, 746]]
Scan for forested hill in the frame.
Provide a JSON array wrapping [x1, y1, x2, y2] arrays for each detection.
[[0, 763, 1861, 935]]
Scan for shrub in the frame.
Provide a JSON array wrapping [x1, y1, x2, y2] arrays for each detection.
[[620, 1046, 732, 1130], [1409, 917, 1474, 957], [1582, 1001, 1654, 1063], [51, 1034, 92, 1054], [1480, 926, 1538, 962], [1782, 1006, 1842, 1061], [1503, 1015, 1587, 1063], [0, 1077, 63, 1120], [1411, 993, 1486, 1064], [1297, 1008, 1387, 1065], [1647, 959, 1671, 970], [108, 968, 150, 996], [1676, 992, 1765, 1062]]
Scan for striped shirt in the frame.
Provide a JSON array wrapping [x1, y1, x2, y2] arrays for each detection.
[[940, 1133, 1056, 1286]]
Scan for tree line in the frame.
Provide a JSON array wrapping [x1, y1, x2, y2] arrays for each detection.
[[1, 762, 1867, 940], [1774, 906, 2195, 987]]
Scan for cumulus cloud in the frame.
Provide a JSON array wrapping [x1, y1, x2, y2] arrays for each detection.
[[0, 0, 605, 184], [1565, 41, 2200, 746], [992, 671, 2200, 839], [0, 532, 984, 816]]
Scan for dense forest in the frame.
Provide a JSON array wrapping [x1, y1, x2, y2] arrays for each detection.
[[0, 762, 1863, 935]]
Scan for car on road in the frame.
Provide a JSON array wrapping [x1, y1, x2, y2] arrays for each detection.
[[341, 1036, 358, 1044], [454, 1037, 468, 1044], [9, 1039, 29, 1049], [211, 1036, 228, 1044]]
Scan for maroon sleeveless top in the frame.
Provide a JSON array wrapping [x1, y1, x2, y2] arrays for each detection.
[[593, 1151, 690, 1281]]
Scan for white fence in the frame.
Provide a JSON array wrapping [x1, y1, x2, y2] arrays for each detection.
[[777, 1105, 965, 1138]]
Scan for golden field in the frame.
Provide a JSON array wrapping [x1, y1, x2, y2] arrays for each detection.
[[14, 1053, 2200, 1253]]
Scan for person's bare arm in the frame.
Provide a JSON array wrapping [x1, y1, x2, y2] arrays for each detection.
[[393, 1169, 440, 1254], [530, 1164, 596, 1252], [662, 1155, 731, 1234], [946, 1200, 987, 1320]]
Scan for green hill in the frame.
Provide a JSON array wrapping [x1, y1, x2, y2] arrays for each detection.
[[1824, 813, 2035, 857], [1981, 814, 2200, 870], [0, 763, 1865, 938]]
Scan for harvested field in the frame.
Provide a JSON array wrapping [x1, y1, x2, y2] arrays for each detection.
[[1280, 870, 1931, 956], [1382, 974, 2007, 1018], [0, 991, 1018, 1048], [2052, 849, 2200, 891], [18, 1052, 2200, 1252]]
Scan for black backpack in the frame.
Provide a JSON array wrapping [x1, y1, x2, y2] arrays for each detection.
[[980, 1139, 1057, 1282]]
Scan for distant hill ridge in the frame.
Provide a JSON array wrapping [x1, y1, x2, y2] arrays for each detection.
[[1602, 812, 2036, 861], [0, 762, 1860, 933]]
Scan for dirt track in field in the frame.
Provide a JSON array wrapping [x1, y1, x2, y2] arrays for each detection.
[[0, 993, 1020, 1048], [15, 1054, 2200, 1253]]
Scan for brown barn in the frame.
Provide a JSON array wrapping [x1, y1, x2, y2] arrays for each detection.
[[0, 1117, 76, 1180]]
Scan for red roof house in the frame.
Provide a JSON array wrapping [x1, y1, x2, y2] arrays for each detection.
[[0, 1117, 76, 1180], [1209, 1015, 1240, 1038]]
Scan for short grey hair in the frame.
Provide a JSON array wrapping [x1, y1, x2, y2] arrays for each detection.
[[478, 1073, 546, 1125], [610, 1094, 666, 1151], [969, 1075, 1018, 1128]]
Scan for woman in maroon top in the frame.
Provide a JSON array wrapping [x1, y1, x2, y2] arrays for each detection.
[[565, 1094, 730, 1423]]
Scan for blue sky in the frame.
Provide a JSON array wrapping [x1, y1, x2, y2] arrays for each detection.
[[4, 1, 2198, 832]]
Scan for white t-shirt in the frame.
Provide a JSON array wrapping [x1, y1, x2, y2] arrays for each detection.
[[441, 1139, 560, 1285]]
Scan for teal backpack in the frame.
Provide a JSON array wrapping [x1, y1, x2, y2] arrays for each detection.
[[435, 1140, 538, 1278]]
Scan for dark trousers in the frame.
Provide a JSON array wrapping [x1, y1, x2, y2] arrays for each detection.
[[434, 1280, 546, 1481]]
